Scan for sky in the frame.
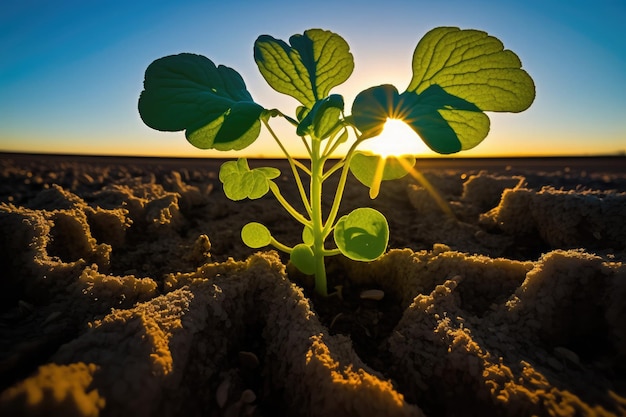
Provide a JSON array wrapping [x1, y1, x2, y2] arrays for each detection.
[[1, 0, 625, 158]]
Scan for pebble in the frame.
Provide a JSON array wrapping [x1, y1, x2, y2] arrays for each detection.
[[216, 377, 230, 408], [360, 289, 384, 301]]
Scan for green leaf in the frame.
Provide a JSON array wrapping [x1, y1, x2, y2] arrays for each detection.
[[349, 151, 416, 198], [290, 244, 316, 275], [334, 208, 389, 262], [407, 27, 535, 112], [254, 29, 354, 107], [351, 27, 535, 154], [241, 222, 272, 248], [138, 53, 264, 151], [352, 84, 401, 139], [398, 84, 489, 154], [296, 94, 344, 139], [219, 158, 280, 201], [302, 225, 314, 245]]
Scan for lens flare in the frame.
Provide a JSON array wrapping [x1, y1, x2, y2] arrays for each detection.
[[363, 118, 429, 158]]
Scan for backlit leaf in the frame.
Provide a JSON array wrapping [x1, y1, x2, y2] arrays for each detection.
[[254, 29, 354, 107], [138, 53, 264, 151], [351, 84, 400, 139], [349, 151, 416, 198], [241, 222, 272, 248], [407, 27, 535, 112], [398, 84, 488, 154], [351, 27, 535, 154], [296, 94, 344, 139], [219, 158, 280, 201], [333, 208, 389, 261]]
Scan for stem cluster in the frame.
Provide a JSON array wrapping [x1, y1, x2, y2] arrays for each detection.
[[262, 117, 366, 297]]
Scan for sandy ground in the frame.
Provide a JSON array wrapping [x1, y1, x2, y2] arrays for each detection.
[[0, 152, 625, 416]]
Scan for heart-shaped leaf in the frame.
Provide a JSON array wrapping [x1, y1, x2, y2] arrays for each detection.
[[219, 158, 280, 201], [290, 244, 316, 275], [241, 222, 272, 248], [351, 27, 535, 154], [138, 53, 264, 151], [407, 27, 535, 112], [254, 29, 354, 108], [334, 208, 389, 262], [349, 151, 416, 198]]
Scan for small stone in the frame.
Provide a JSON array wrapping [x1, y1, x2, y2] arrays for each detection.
[[216, 377, 230, 408], [360, 289, 384, 301]]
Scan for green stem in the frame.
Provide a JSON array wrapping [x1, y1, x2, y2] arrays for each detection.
[[269, 237, 293, 254], [323, 159, 344, 181], [263, 118, 312, 216], [263, 118, 311, 175], [324, 248, 341, 256], [269, 182, 310, 227], [310, 140, 328, 297], [322, 126, 348, 159], [322, 135, 365, 238]]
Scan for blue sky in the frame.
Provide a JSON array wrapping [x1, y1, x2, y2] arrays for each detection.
[[1, 0, 625, 157]]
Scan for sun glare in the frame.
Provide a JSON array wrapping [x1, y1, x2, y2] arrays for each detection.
[[363, 118, 429, 158]]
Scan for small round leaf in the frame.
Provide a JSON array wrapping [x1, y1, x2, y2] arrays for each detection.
[[290, 244, 316, 275], [302, 225, 314, 245], [333, 208, 389, 261], [241, 222, 272, 248]]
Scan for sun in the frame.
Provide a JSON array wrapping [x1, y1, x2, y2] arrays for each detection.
[[362, 118, 430, 158]]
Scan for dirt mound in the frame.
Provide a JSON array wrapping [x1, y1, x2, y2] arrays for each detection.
[[1, 154, 625, 416]]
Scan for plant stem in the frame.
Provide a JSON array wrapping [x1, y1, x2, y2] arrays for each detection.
[[322, 134, 365, 238], [269, 182, 310, 227], [263, 119, 312, 216], [310, 140, 328, 297], [269, 237, 294, 253]]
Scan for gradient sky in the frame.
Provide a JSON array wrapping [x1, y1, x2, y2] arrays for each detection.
[[1, 0, 625, 158]]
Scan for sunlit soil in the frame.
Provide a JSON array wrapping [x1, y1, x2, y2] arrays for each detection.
[[1, 153, 625, 417]]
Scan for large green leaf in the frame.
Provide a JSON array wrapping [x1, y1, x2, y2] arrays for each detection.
[[398, 84, 489, 153], [407, 27, 535, 112], [352, 83, 487, 153], [351, 27, 535, 154], [254, 29, 354, 107], [138, 53, 264, 151]]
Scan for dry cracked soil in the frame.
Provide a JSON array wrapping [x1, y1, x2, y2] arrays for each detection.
[[1, 153, 625, 417]]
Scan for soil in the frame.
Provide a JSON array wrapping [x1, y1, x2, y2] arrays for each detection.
[[0, 152, 625, 417]]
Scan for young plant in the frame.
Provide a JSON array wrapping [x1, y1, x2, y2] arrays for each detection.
[[138, 27, 535, 296]]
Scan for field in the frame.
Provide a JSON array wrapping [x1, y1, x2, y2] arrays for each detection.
[[1, 153, 625, 416]]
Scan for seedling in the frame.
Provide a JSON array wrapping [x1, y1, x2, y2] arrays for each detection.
[[139, 27, 535, 296]]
